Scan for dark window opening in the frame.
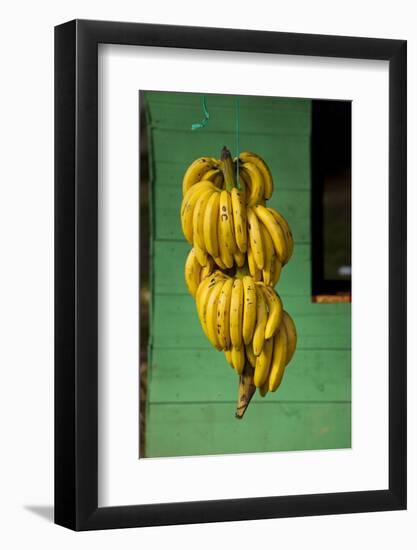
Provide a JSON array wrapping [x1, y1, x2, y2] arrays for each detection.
[[311, 100, 351, 302]]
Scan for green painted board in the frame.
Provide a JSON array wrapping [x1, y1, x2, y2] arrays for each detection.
[[151, 294, 351, 350], [153, 241, 311, 297], [144, 91, 311, 106], [145, 402, 351, 458], [144, 91, 311, 112], [154, 185, 310, 243], [147, 101, 311, 135], [148, 349, 351, 403]]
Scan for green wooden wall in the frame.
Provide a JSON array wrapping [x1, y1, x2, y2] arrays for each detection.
[[143, 92, 351, 458]]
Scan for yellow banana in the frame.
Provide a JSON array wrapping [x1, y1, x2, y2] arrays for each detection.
[[200, 256, 214, 281], [182, 151, 295, 399], [201, 168, 223, 190], [259, 283, 283, 340], [196, 271, 227, 340], [253, 285, 267, 356], [239, 151, 274, 200], [245, 343, 257, 368], [269, 327, 288, 392], [259, 379, 269, 397], [213, 171, 224, 189], [213, 255, 227, 270], [231, 346, 245, 374], [230, 278, 244, 350], [205, 279, 225, 350], [242, 276, 257, 345], [240, 162, 264, 206], [195, 277, 216, 340], [271, 256, 282, 287], [181, 181, 217, 243], [230, 187, 247, 253], [216, 278, 234, 350], [233, 249, 246, 267], [259, 221, 275, 285], [268, 207, 294, 261], [192, 188, 215, 251], [182, 179, 216, 212], [224, 348, 234, 368], [195, 273, 217, 315], [254, 337, 273, 387], [218, 218, 234, 268], [239, 167, 251, 198], [219, 190, 237, 265], [201, 167, 219, 180], [253, 204, 288, 264], [282, 310, 297, 365], [182, 157, 218, 195], [194, 243, 208, 266], [203, 191, 220, 258], [247, 207, 264, 270], [247, 242, 262, 281], [184, 248, 201, 298], [237, 171, 247, 205], [196, 270, 226, 302]]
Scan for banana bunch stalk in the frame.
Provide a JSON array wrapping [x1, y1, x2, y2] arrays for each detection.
[[181, 146, 297, 418]]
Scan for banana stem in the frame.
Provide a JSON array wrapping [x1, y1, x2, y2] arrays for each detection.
[[220, 146, 237, 191], [236, 262, 250, 278], [235, 362, 256, 419]]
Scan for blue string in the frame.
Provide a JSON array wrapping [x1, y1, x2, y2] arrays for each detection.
[[191, 95, 241, 188], [191, 96, 210, 130]]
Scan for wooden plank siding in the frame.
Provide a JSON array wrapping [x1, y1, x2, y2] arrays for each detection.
[[143, 91, 351, 458]]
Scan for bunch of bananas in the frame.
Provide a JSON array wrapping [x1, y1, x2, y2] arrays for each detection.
[[181, 147, 297, 415]]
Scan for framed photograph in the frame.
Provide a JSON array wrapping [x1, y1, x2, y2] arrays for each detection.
[[55, 19, 406, 530]]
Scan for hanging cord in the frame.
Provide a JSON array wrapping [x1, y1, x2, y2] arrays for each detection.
[[191, 95, 241, 187], [191, 96, 210, 130], [235, 96, 240, 186]]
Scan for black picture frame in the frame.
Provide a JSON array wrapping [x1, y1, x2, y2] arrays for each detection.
[[55, 19, 407, 531]]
